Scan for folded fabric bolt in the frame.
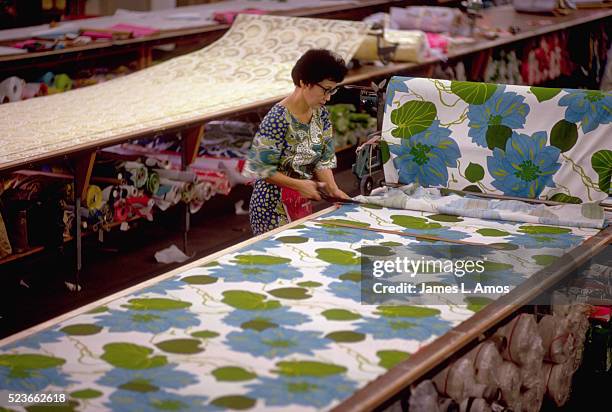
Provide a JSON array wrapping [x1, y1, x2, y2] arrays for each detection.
[[354, 184, 607, 229], [354, 29, 429, 63]]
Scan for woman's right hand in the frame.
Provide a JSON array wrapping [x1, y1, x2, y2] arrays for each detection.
[[296, 179, 322, 200]]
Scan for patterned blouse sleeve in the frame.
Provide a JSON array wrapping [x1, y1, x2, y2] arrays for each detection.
[[315, 107, 337, 171], [242, 106, 289, 179]]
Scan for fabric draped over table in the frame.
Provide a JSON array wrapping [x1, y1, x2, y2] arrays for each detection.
[[380, 77, 611, 204], [0, 15, 369, 166]]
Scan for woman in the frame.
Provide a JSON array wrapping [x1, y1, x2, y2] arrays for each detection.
[[243, 49, 350, 235]]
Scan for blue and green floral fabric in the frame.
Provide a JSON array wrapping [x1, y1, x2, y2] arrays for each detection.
[[0, 205, 599, 411], [381, 77, 612, 203]]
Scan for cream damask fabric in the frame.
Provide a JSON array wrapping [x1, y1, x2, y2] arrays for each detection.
[[0, 15, 369, 167]]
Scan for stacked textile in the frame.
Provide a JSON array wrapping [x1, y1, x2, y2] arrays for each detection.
[[409, 306, 592, 411]]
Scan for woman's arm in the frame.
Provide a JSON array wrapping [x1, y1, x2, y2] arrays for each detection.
[[314, 168, 349, 199], [266, 172, 321, 200]]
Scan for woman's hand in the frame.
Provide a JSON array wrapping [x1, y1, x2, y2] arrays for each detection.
[[296, 179, 322, 200], [327, 187, 350, 200]]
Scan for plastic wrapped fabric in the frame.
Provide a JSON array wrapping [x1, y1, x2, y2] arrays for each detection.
[[543, 361, 573, 407], [433, 358, 492, 404], [538, 315, 572, 364], [354, 29, 429, 63], [496, 361, 522, 412], [388, 6, 465, 34], [410, 380, 442, 412], [495, 314, 544, 369], [520, 383, 545, 412], [459, 397, 491, 412], [466, 340, 504, 387]]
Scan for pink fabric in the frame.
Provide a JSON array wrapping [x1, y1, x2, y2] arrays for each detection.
[[426, 33, 449, 53], [82, 30, 113, 39], [213, 9, 268, 25]]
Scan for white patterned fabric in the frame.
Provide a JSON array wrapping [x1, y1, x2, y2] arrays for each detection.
[[381, 77, 612, 203], [354, 184, 607, 229], [0, 15, 369, 167], [0, 204, 599, 411]]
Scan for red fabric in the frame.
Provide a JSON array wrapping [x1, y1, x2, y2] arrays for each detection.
[[281, 187, 312, 222]]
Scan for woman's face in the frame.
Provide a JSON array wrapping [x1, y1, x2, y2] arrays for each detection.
[[301, 79, 338, 109]]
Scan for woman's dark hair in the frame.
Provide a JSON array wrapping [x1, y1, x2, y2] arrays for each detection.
[[291, 49, 348, 87]]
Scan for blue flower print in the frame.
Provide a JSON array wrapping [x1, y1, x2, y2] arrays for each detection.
[[385, 78, 411, 110], [487, 131, 561, 198], [506, 231, 582, 250], [321, 264, 362, 280], [247, 374, 357, 408], [328, 281, 361, 302], [97, 363, 199, 389], [559, 89, 612, 133], [133, 278, 185, 297], [2, 329, 64, 350], [0, 357, 73, 392], [389, 121, 460, 187], [356, 314, 452, 340], [241, 238, 284, 254], [467, 87, 530, 147], [295, 225, 384, 243], [225, 328, 330, 359], [206, 261, 300, 283], [95, 307, 199, 334], [106, 389, 208, 412], [223, 307, 310, 329], [318, 203, 362, 219]]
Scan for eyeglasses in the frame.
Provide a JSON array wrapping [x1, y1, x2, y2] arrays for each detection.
[[315, 83, 339, 96]]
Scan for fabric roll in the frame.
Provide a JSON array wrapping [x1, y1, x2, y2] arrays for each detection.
[[145, 157, 172, 169], [543, 361, 573, 407], [155, 182, 182, 205], [189, 181, 214, 214], [180, 182, 195, 203], [123, 162, 148, 188], [146, 171, 160, 195], [496, 361, 522, 412], [154, 169, 198, 183], [354, 29, 428, 63], [538, 315, 572, 364], [495, 314, 544, 368], [85, 185, 103, 211], [118, 185, 138, 199], [520, 383, 545, 412], [53, 73, 72, 92], [466, 340, 504, 387], [409, 380, 444, 412], [102, 185, 119, 203], [127, 196, 154, 219], [113, 199, 129, 222], [101, 204, 114, 224], [0, 76, 24, 103], [433, 357, 481, 403]]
